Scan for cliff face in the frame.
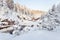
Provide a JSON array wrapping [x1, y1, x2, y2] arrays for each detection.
[[5, 0, 46, 20], [13, 2, 46, 20]]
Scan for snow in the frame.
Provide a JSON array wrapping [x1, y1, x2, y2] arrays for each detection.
[[0, 33, 14, 40], [0, 0, 60, 40], [0, 30, 60, 40]]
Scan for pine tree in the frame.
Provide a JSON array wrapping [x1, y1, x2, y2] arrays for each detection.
[[51, 4, 56, 12], [57, 3, 60, 12]]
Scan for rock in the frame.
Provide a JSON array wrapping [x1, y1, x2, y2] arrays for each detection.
[[6, 0, 14, 9]]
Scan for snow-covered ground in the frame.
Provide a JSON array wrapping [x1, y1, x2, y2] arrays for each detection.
[[0, 30, 60, 40]]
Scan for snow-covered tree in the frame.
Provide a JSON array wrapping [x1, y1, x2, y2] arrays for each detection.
[[51, 4, 56, 12], [57, 3, 60, 12]]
